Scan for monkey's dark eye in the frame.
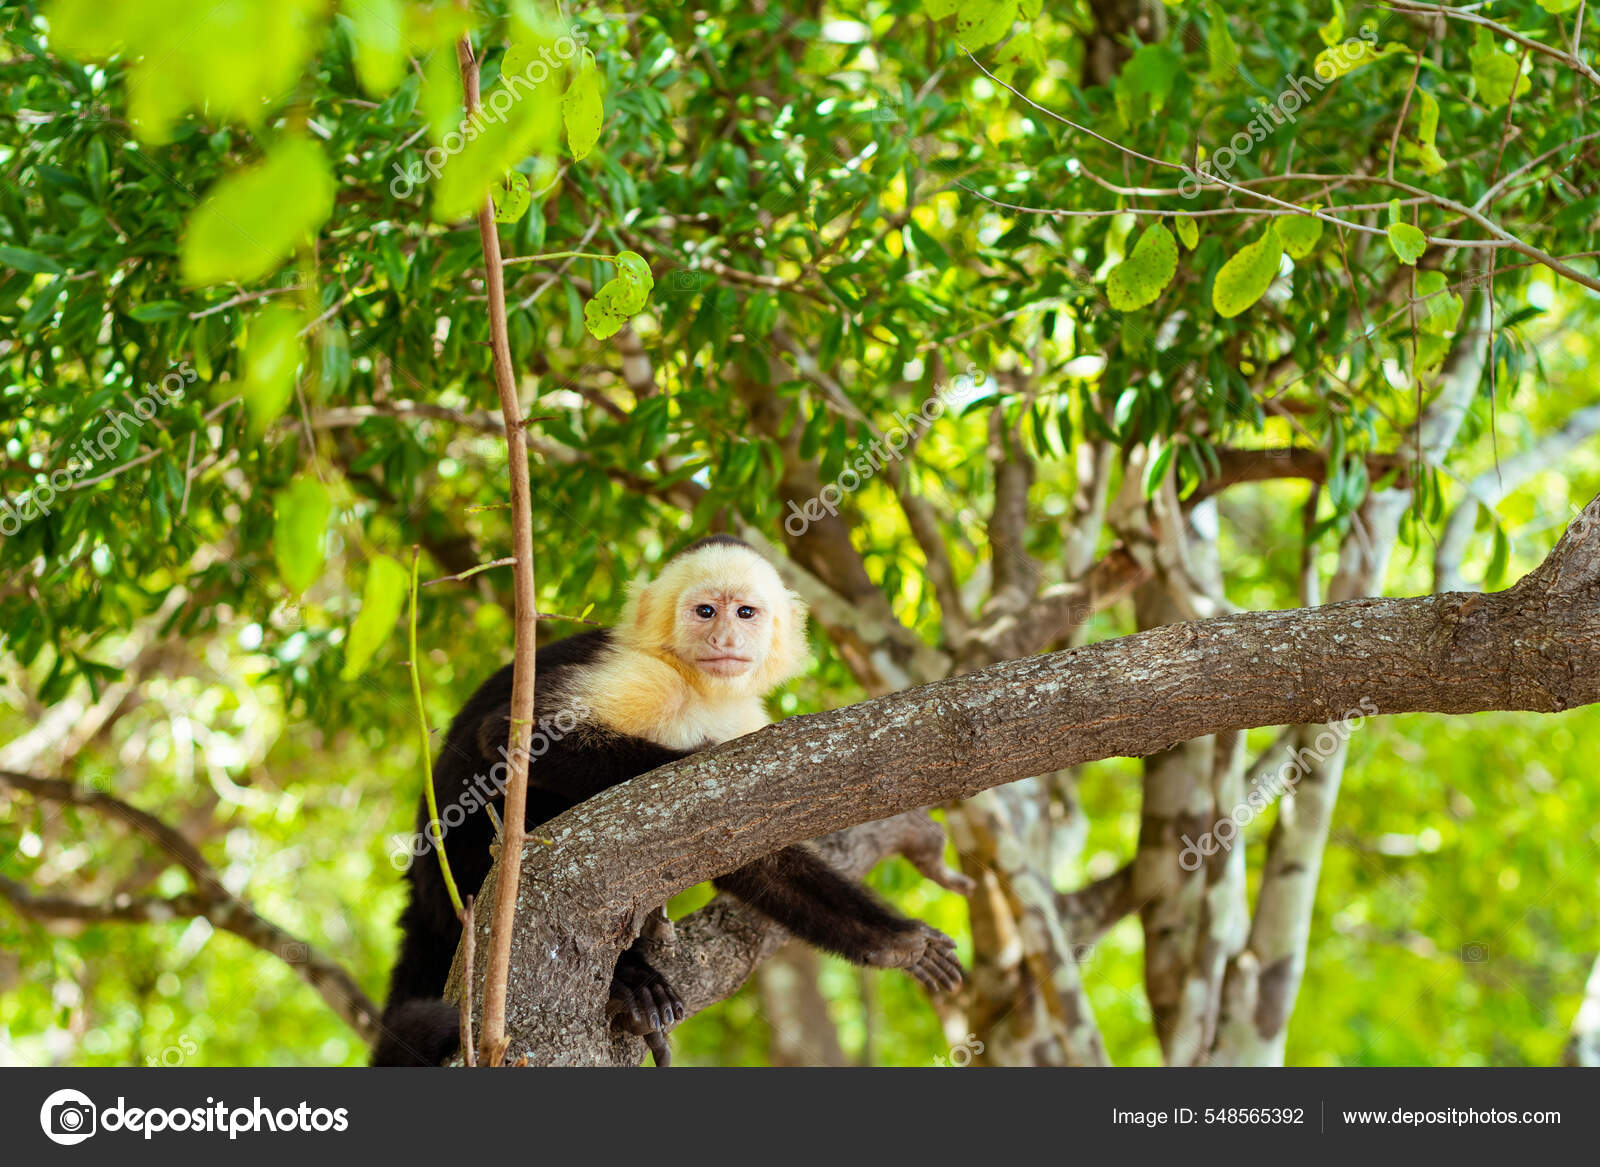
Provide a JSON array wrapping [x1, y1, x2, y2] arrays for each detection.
[[737, 605, 756, 619], [694, 604, 716, 619]]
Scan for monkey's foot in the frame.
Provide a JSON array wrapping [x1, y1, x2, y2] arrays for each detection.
[[608, 976, 685, 1035], [607, 958, 685, 1067], [872, 923, 964, 993]]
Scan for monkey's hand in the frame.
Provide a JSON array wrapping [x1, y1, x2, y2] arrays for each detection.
[[870, 921, 964, 993], [606, 948, 685, 1067]]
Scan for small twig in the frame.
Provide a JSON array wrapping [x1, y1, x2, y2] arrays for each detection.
[[501, 249, 616, 267], [408, 547, 464, 916], [187, 285, 299, 320], [298, 263, 373, 337], [421, 556, 516, 587], [1383, 0, 1600, 88], [179, 432, 196, 516], [1387, 52, 1424, 182]]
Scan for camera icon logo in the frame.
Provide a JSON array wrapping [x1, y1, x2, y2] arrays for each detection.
[[39, 1088, 97, 1145]]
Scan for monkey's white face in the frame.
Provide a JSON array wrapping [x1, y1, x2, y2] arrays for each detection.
[[673, 587, 773, 681]]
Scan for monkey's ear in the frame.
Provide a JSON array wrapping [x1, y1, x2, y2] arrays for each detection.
[[613, 576, 655, 651], [760, 587, 810, 689]]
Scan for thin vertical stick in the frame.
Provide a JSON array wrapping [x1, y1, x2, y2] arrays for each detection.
[[458, 894, 477, 1066], [454, 25, 539, 1068]]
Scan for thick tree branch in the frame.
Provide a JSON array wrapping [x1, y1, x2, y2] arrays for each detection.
[[1057, 863, 1137, 946], [463, 489, 1600, 1065], [1188, 447, 1413, 504]]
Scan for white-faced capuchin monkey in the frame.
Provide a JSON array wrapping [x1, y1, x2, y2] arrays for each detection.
[[372, 535, 963, 1067]]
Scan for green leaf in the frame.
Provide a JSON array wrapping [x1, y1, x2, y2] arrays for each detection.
[[1114, 43, 1182, 128], [563, 49, 605, 161], [47, 0, 325, 142], [1414, 270, 1463, 335], [492, 171, 531, 223], [955, 0, 1018, 48], [994, 31, 1046, 78], [239, 304, 306, 434], [1212, 226, 1283, 318], [341, 555, 409, 680], [1402, 89, 1447, 176], [180, 137, 334, 287], [273, 475, 331, 595], [1537, 0, 1581, 15], [0, 245, 64, 274], [419, 48, 464, 145], [610, 251, 653, 313], [128, 299, 188, 322], [1206, 2, 1239, 83], [1113, 386, 1140, 432], [1313, 38, 1389, 80], [86, 137, 109, 201], [925, 0, 960, 17], [1469, 27, 1530, 106], [1318, 0, 1345, 47], [1387, 222, 1427, 265], [346, 0, 406, 95], [1106, 224, 1178, 311], [584, 250, 655, 339], [1142, 441, 1177, 497], [1278, 210, 1323, 260], [1175, 215, 1199, 250]]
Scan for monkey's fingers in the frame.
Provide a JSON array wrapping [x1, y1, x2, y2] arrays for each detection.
[[918, 954, 963, 992], [923, 948, 965, 990], [648, 980, 685, 1028], [905, 929, 963, 992], [608, 985, 658, 1034], [643, 1030, 672, 1068]]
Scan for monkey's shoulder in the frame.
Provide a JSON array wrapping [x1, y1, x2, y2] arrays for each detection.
[[456, 628, 767, 756], [565, 641, 769, 751]]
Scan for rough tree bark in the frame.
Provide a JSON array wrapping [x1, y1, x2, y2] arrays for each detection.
[[442, 491, 1600, 1066]]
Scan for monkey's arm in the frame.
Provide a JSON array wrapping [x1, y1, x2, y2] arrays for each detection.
[[714, 845, 963, 991]]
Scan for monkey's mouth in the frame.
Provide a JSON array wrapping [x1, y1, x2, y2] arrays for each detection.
[[698, 655, 753, 674]]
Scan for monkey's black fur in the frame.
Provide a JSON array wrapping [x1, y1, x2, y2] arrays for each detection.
[[371, 626, 959, 1068]]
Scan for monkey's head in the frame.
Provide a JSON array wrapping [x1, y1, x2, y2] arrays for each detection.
[[617, 535, 809, 698]]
